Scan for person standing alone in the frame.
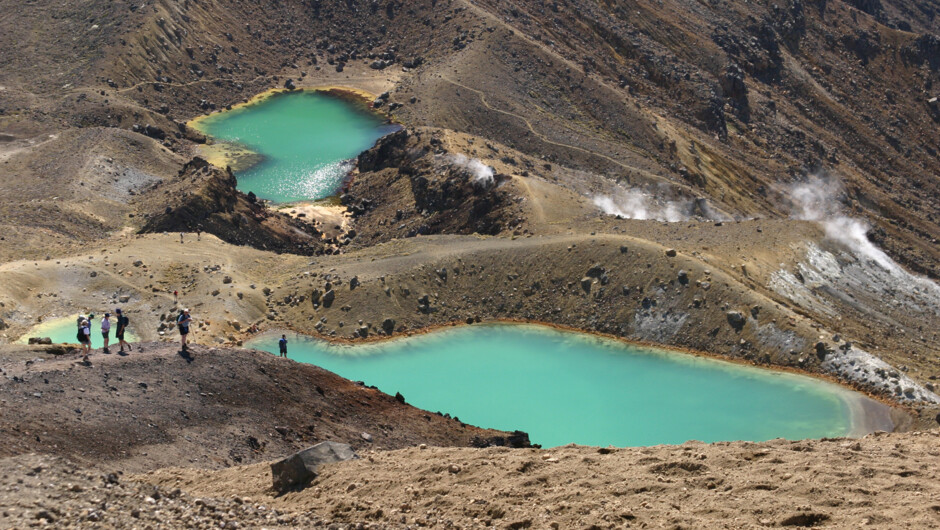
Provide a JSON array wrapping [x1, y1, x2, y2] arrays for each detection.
[[279, 334, 288, 358], [178, 309, 192, 351], [101, 313, 112, 354], [115, 308, 130, 354]]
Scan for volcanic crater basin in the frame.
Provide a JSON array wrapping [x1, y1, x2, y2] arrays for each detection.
[[189, 89, 399, 203], [246, 323, 895, 448]]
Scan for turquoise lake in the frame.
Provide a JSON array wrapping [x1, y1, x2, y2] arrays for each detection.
[[193, 91, 397, 203], [246, 324, 884, 448]]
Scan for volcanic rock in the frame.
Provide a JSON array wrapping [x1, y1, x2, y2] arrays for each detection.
[[270, 441, 358, 493]]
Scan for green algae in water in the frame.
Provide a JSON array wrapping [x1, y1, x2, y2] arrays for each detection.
[[17, 316, 139, 345], [194, 91, 398, 203], [245, 324, 873, 448]]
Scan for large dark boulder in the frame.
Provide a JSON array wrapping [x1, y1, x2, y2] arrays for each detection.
[[322, 289, 335, 308], [270, 441, 358, 494], [726, 311, 747, 331]]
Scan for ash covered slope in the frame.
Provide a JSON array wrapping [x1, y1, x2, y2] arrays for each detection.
[[391, 0, 940, 277], [140, 432, 940, 529], [2, 0, 939, 276], [0, 343, 527, 473]]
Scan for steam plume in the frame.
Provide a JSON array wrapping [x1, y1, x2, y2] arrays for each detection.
[[788, 178, 897, 272], [593, 188, 727, 222], [437, 154, 495, 187]]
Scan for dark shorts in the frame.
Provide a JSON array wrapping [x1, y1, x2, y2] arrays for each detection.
[[116, 330, 125, 340], [102, 331, 110, 339], [279, 347, 287, 354], [79, 336, 90, 345], [180, 327, 190, 336]]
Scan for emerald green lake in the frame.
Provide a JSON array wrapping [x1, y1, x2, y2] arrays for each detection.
[[246, 324, 889, 447], [193, 91, 397, 203], [18, 316, 139, 346]]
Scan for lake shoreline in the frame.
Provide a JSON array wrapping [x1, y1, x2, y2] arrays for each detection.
[[186, 86, 388, 178], [245, 321, 901, 440]]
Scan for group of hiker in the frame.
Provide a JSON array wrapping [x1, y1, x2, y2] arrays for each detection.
[[75, 308, 130, 363], [75, 307, 194, 364], [71, 303, 290, 363]]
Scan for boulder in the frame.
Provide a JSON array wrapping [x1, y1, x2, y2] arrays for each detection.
[[382, 318, 395, 334], [665, 248, 678, 257], [143, 124, 166, 141], [28, 337, 52, 345], [349, 276, 360, 290], [322, 289, 335, 308], [815, 341, 830, 360], [283, 78, 296, 90], [726, 311, 746, 331], [270, 441, 358, 493], [580, 277, 593, 293], [585, 264, 606, 278]]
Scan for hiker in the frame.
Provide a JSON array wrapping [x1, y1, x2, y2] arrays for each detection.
[[115, 308, 130, 353], [178, 308, 192, 351], [180, 232, 184, 244], [101, 312, 112, 353], [279, 334, 288, 358], [173, 290, 178, 302], [77, 319, 92, 362]]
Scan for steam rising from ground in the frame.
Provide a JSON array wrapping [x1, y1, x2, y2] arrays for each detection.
[[788, 176, 940, 300], [789, 178, 897, 272], [593, 190, 685, 222], [437, 154, 495, 187], [593, 188, 728, 222]]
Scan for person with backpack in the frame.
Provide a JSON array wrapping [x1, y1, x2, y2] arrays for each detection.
[[115, 308, 130, 354], [77, 319, 92, 363], [177, 308, 192, 351], [101, 313, 112, 354], [278, 334, 288, 358]]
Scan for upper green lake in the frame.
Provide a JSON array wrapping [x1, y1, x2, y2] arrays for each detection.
[[246, 324, 891, 448], [192, 90, 397, 203]]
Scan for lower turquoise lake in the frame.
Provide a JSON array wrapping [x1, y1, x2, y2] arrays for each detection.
[[246, 324, 890, 448], [192, 90, 397, 203]]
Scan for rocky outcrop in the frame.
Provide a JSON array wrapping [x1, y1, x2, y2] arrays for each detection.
[[343, 129, 523, 245], [139, 158, 324, 255]]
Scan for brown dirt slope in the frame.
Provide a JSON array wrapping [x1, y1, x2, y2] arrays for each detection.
[[140, 431, 940, 529], [3, 0, 939, 277], [0, 342, 526, 473]]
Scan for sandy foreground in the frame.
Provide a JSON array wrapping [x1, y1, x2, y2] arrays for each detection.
[[132, 432, 940, 529]]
